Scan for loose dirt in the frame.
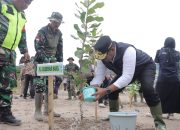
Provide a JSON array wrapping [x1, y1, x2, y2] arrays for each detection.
[[0, 88, 180, 130]]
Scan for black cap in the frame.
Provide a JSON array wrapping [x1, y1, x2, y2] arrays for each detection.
[[94, 36, 112, 60], [67, 57, 74, 61], [94, 35, 112, 53]]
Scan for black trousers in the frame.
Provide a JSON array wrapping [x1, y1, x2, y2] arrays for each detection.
[[23, 74, 34, 98], [108, 62, 160, 107]]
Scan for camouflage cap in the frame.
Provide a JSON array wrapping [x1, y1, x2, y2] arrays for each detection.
[[94, 36, 112, 60], [67, 57, 74, 61], [48, 12, 63, 23]]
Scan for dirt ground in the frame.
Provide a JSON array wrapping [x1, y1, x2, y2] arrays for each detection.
[[0, 87, 180, 130]]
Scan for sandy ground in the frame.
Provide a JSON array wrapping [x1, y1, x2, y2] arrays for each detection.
[[0, 87, 180, 130]]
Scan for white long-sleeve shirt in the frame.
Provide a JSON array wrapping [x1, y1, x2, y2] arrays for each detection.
[[90, 46, 136, 89]]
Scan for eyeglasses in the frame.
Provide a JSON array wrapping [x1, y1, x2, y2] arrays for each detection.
[[24, 0, 33, 4]]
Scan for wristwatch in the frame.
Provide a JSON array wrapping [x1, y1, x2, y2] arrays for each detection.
[[105, 87, 111, 95]]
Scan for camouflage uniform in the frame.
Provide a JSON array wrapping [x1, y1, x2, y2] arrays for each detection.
[[0, 0, 28, 123], [33, 12, 63, 121], [64, 60, 79, 99], [0, 0, 30, 125], [33, 22, 63, 93]]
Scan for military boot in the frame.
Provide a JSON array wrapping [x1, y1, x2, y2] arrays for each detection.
[[43, 92, 61, 117], [0, 107, 21, 126], [102, 99, 119, 121], [150, 103, 166, 130], [139, 92, 144, 103], [66, 90, 72, 100], [109, 99, 119, 112], [134, 94, 137, 102], [34, 93, 43, 121], [7, 106, 21, 123]]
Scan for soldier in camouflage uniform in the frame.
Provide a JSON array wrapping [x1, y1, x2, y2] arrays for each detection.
[[0, 0, 32, 126], [33, 12, 63, 121], [64, 57, 79, 100]]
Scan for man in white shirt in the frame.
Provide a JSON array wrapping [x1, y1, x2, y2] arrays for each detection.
[[90, 35, 166, 130]]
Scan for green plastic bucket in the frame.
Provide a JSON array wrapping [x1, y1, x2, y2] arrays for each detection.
[[82, 86, 96, 102], [109, 112, 137, 130]]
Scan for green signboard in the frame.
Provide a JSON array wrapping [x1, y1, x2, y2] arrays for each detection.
[[36, 62, 63, 76]]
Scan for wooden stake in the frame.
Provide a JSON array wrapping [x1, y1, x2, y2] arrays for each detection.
[[48, 76, 54, 130], [95, 101, 98, 121]]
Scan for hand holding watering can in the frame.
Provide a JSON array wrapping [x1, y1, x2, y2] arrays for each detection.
[[80, 84, 96, 102], [79, 84, 118, 102], [79, 84, 108, 102]]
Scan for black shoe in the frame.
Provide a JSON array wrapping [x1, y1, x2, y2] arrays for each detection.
[[104, 100, 109, 106], [167, 113, 174, 119], [30, 96, 34, 99], [54, 94, 58, 99], [1, 114, 21, 126], [11, 115, 21, 123]]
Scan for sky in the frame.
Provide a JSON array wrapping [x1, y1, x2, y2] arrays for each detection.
[[16, 0, 180, 65]]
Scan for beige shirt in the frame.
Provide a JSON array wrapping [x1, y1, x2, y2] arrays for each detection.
[[22, 62, 35, 76]]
